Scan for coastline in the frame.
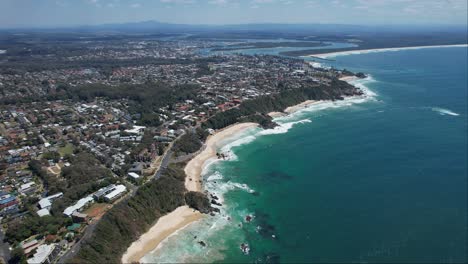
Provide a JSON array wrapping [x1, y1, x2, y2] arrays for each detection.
[[308, 44, 468, 59], [121, 123, 259, 263], [121, 80, 370, 263], [268, 100, 318, 118], [121, 206, 203, 264], [184, 122, 260, 192]]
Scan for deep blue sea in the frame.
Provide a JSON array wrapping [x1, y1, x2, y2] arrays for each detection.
[[143, 46, 467, 263]]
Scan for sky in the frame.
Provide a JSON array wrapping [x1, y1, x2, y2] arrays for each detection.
[[0, 0, 467, 28]]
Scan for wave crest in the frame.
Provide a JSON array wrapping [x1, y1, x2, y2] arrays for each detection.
[[431, 107, 460, 116]]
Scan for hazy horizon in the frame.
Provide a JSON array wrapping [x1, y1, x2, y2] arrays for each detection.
[[1, 0, 467, 29]]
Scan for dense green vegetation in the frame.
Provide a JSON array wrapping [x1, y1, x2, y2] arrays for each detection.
[[204, 80, 361, 129], [70, 165, 189, 264], [185, 191, 212, 214], [5, 215, 71, 244], [28, 152, 116, 216], [57, 82, 201, 113], [5, 153, 117, 245], [172, 128, 209, 155]]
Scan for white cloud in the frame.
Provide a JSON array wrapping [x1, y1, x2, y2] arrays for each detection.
[[130, 3, 141, 8]]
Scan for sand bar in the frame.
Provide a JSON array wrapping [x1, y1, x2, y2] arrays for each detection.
[[121, 205, 203, 263], [309, 44, 468, 59], [185, 122, 259, 192]]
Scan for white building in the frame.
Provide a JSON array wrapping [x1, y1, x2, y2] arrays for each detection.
[[104, 184, 126, 202], [27, 243, 58, 264], [127, 172, 141, 182], [37, 208, 50, 217], [38, 193, 63, 209], [37, 192, 63, 217], [63, 196, 94, 217], [19, 182, 36, 194]]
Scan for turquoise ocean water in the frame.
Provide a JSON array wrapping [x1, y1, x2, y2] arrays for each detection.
[[142, 46, 467, 263]]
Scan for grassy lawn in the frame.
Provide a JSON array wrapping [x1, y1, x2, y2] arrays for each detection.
[[58, 143, 75, 157]]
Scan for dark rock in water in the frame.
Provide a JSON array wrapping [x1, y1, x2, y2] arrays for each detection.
[[210, 212, 215, 216], [264, 171, 293, 182], [198, 241, 206, 247], [264, 253, 281, 264], [240, 243, 250, 255], [245, 215, 253, 222], [211, 199, 222, 206], [251, 191, 260, 196], [257, 223, 276, 238], [355, 72, 367, 78], [185, 191, 213, 214]]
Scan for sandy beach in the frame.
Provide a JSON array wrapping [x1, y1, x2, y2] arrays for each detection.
[[309, 44, 468, 59], [121, 206, 203, 264], [267, 100, 319, 118], [121, 122, 259, 263], [285, 100, 318, 114], [185, 122, 259, 192], [339, 75, 360, 82]]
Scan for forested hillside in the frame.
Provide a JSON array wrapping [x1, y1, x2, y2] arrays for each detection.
[[204, 79, 362, 129]]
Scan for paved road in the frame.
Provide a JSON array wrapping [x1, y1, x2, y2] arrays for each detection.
[[0, 230, 10, 263], [154, 149, 172, 180], [58, 134, 179, 263], [57, 216, 100, 263]]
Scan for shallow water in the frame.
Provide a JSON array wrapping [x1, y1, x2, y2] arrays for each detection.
[[143, 46, 467, 263]]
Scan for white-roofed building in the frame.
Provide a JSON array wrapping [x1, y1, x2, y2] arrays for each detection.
[[27, 243, 59, 264], [19, 182, 36, 194], [127, 172, 142, 184], [63, 196, 94, 217], [104, 184, 126, 202], [37, 208, 50, 217], [38, 193, 63, 209]]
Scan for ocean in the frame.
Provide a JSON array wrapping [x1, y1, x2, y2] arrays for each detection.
[[142, 46, 467, 263]]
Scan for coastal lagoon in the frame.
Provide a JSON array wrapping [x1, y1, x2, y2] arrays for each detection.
[[143, 46, 467, 263]]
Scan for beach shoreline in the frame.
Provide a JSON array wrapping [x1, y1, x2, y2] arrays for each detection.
[[308, 44, 468, 59], [184, 122, 260, 192], [121, 85, 370, 263], [121, 122, 259, 263], [121, 206, 203, 264]]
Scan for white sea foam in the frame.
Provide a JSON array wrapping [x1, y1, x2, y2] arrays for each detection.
[[310, 62, 322, 68], [274, 77, 377, 123], [308, 61, 330, 69], [231, 182, 255, 193], [431, 107, 460, 116], [314, 44, 468, 59], [145, 72, 380, 263], [258, 119, 312, 135], [218, 135, 257, 161], [206, 171, 224, 182]]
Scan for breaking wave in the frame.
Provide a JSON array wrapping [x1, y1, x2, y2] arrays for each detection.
[[431, 107, 460, 116], [258, 119, 312, 135], [144, 74, 379, 263]]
